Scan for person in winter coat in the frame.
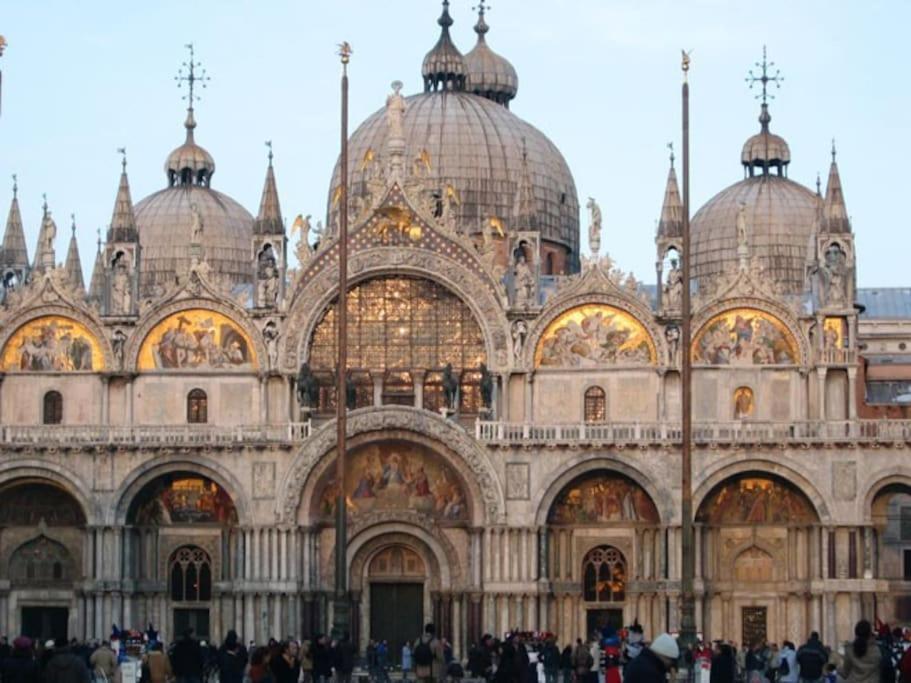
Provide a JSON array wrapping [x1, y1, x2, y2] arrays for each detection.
[[142, 642, 173, 683], [838, 621, 882, 683], [331, 634, 355, 683], [401, 642, 413, 680], [541, 639, 561, 683], [311, 636, 332, 683], [3, 637, 38, 683], [299, 641, 314, 683], [248, 648, 271, 683], [44, 638, 91, 683], [710, 642, 737, 683], [779, 642, 799, 683], [216, 631, 248, 683], [796, 633, 828, 683], [412, 624, 445, 683], [269, 641, 300, 683], [89, 643, 116, 682], [170, 630, 203, 683], [624, 633, 680, 683], [560, 644, 574, 683]]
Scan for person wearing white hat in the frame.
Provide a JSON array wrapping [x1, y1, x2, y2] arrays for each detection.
[[624, 633, 680, 683]]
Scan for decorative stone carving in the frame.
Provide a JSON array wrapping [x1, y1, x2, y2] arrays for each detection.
[[296, 362, 319, 410], [253, 462, 276, 500], [109, 252, 133, 316], [263, 320, 280, 370], [111, 328, 127, 369], [505, 462, 530, 501], [586, 197, 602, 256], [511, 319, 528, 365], [821, 242, 849, 307], [832, 461, 857, 501], [663, 257, 683, 311]]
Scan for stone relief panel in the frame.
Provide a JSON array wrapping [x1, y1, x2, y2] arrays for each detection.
[[253, 462, 276, 500], [832, 462, 857, 501], [505, 463, 530, 501], [692, 308, 798, 366], [0, 315, 104, 371]]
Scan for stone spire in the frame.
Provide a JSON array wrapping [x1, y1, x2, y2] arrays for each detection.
[[422, 0, 467, 92], [657, 144, 683, 238], [513, 138, 536, 228], [1, 175, 29, 281], [823, 140, 851, 233], [109, 148, 138, 243], [32, 195, 57, 273], [254, 142, 283, 235], [64, 214, 85, 295], [88, 229, 105, 304]]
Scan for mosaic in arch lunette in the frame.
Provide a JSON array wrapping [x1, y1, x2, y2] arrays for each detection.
[[128, 475, 238, 526], [548, 472, 659, 524], [138, 308, 257, 371], [696, 475, 818, 525], [0, 315, 104, 371], [692, 308, 798, 366], [315, 441, 469, 523], [535, 304, 656, 368]]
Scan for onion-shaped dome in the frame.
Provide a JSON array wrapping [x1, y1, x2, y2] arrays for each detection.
[[465, 6, 518, 107], [421, 0, 466, 93], [136, 109, 253, 296], [691, 106, 816, 295]]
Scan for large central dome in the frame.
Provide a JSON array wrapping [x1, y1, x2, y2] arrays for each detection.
[[327, 3, 579, 273]]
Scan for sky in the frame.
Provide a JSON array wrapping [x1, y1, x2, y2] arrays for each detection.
[[2, 0, 909, 287]]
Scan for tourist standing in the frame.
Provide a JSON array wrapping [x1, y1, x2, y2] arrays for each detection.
[[216, 631, 248, 683], [332, 633, 355, 683], [89, 642, 116, 683], [2, 637, 37, 683], [43, 638, 90, 683], [171, 629, 204, 683], [412, 624, 444, 683], [270, 641, 300, 683], [311, 636, 332, 683], [623, 634, 680, 683], [143, 642, 173, 683], [778, 642, 798, 683], [300, 640, 314, 683], [839, 621, 882, 683], [542, 638, 561, 683], [796, 633, 828, 683], [401, 641, 413, 681], [710, 642, 736, 683]]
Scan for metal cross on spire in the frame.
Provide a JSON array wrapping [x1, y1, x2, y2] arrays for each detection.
[[746, 45, 783, 103], [11, 173, 16, 198], [117, 147, 127, 172], [265, 140, 273, 165], [473, 0, 489, 15], [175, 43, 210, 110], [667, 141, 675, 166]]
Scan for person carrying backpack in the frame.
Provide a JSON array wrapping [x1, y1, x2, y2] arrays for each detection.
[[413, 624, 444, 683], [796, 633, 828, 683]]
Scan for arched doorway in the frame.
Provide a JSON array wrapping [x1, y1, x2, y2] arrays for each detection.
[[871, 483, 911, 622], [0, 481, 86, 641], [126, 472, 238, 640], [696, 472, 819, 644], [581, 545, 627, 636], [367, 546, 426, 664]]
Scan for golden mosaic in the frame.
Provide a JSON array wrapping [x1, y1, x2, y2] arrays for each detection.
[[535, 305, 656, 368], [692, 308, 797, 365], [0, 315, 104, 372], [696, 476, 817, 525], [138, 309, 257, 371]]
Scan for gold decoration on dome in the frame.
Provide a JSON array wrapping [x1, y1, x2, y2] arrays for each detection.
[[374, 205, 421, 242], [535, 304, 656, 368], [360, 147, 376, 171], [692, 308, 797, 366], [138, 308, 257, 371], [1, 315, 104, 372], [488, 216, 505, 237]]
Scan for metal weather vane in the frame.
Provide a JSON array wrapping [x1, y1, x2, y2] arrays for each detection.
[[746, 45, 783, 102], [175, 43, 210, 108]]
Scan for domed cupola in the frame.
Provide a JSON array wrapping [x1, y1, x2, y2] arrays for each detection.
[[421, 0, 467, 92], [165, 108, 216, 188], [740, 103, 791, 177], [465, 2, 519, 107]]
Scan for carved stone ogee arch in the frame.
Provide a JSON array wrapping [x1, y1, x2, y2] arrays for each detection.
[[278, 406, 505, 525], [0, 459, 99, 525], [725, 540, 783, 582], [111, 455, 252, 526], [691, 297, 810, 368], [124, 297, 268, 373], [692, 454, 830, 524], [533, 453, 672, 527], [0, 305, 115, 372], [857, 467, 911, 525], [2, 531, 80, 584], [524, 293, 666, 370], [281, 250, 510, 374]]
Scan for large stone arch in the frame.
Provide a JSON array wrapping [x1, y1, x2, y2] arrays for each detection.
[[0, 304, 114, 371], [857, 467, 911, 525], [111, 455, 252, 526], [278, 406, 505, 525], [533, 454, 671, 527], [0, 459, 98, 524], [693, 454, 830, 523], [280, 250, 510, 374], [124, 297, 267, 373]]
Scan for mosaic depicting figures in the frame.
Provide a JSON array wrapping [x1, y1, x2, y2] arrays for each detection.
[[548, 472, 659, 524], [0, 315, 103, 371], [692, 308, 797, 365], [316, 441, 468, 523], [696, 476, 817, 525], [138, 309, 256, 370], [130, 476, 237, 526], [535, 305, 656, 368]]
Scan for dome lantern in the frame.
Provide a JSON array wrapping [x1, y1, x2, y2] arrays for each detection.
[[465, 1, 519, 107], [421, 0, 467, 93], [166, 43, 215, 188], [741, 46, 789, 177]]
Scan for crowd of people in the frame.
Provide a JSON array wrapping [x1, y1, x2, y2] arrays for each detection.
[[3, 618, 911, 683]]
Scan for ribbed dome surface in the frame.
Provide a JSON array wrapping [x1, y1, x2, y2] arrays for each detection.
[[690, 175, 818, 295], [464, 14, 518, 105], [135, 186, 253, 296], [741, 131, 790, 168], [328, 91, 579, 258]]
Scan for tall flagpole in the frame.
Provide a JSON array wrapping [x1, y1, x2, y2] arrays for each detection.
[[333, 40, 352, 640], [679, 49, 697, 653]]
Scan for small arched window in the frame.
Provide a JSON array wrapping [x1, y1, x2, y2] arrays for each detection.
[[582, 545, 626, 603], [43, 391, 63, 425], [187, 389, 208, 424], [169, 546, 212, 602], [584, 386, 606, 423]]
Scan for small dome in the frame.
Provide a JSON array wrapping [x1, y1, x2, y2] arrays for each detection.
[[465, 8, 518, 106], [741, 104, 790, 175], [165, 109, 216, 188], [421, 1, 467, 93]]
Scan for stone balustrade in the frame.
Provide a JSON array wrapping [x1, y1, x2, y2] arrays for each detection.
[[475, 418, 911, 446], [0, 421, 312, 447]]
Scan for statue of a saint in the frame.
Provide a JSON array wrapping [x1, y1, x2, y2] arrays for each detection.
[[441, 363, 459, 411], [386, 80, 406, 141], [296, 362, 320, 409], [823, 243, 848, 305], [190, 203, 204, 243], [513, 252, 536, 307], [479, 363, 494, 410], [663, 257, 683, 309], [736, 202, 748, 250], [111, 329, 127, 369], [110, 254, 132, 315], [586, 197, 602, 255], [665, 324, 680, 365], [263, 322, 280, 369], [511, 319, 528, 364], [43, 212, 57, 254]]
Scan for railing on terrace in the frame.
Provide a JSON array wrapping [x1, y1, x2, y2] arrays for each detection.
[[0, 421, 312, 446], [475, 419, 911, 445]]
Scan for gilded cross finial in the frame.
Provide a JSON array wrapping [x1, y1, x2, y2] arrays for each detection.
[[746, 45, 783, 103], [681, 49, 692, 82], [11, 174, 16, 199], [338, 42, 352, 65], [831, 138, 837, 162], [667, 141, 675, 167], [265, 140, 273, 166], [70, 213, 76, 236], [0, 35, 7, 57], [473, 0, 489, 16], [117, 147, 127, 172], [175, 43, 210, 110]]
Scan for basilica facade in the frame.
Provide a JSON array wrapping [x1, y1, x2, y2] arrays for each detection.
[[1, 1, 910, 658]]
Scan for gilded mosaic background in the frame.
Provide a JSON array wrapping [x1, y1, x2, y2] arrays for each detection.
[[548, 472, 659, 524], [696, 475, 817, 525], [315, 441, 468, 522], [0, 315, 104, 371], [535, 305, 656, 367], [129, 475, 237, 526], [138, 309, 257, 371], [692, 308, 797, 365]]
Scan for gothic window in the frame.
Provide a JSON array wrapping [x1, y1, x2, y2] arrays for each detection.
[[187, 389, 208, 424], [43, 390, 63, 425], [169, 546, 212, 602], [309, 276, 486, 412], [901, 507, 911, 541], [584, 386, 606, 423], [9, 537, 76, 587], [582, 546, 626, 603]]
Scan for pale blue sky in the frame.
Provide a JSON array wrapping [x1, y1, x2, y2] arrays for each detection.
[[2, 0, 908, 286]]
